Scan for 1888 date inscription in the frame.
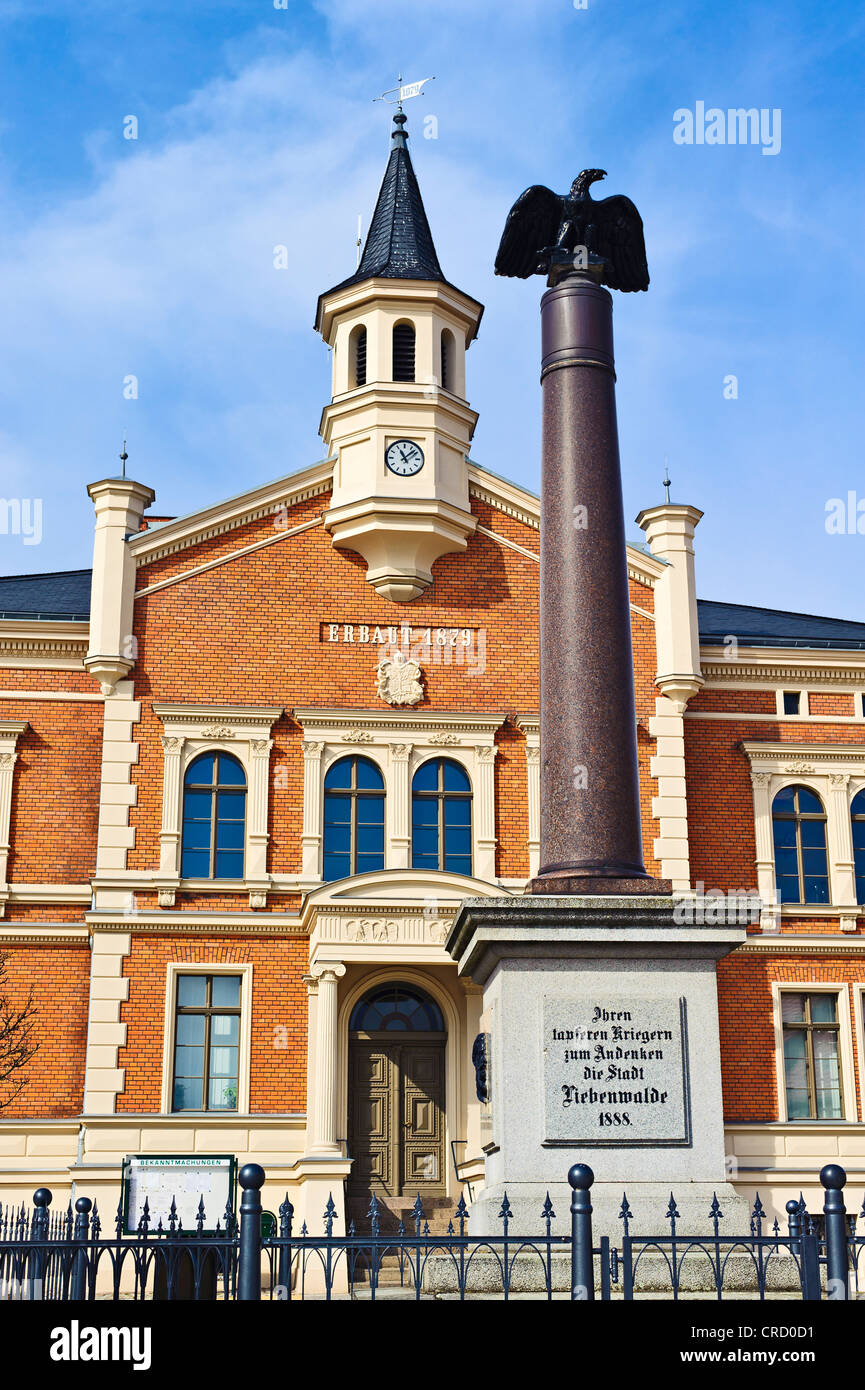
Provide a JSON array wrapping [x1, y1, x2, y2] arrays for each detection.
[[542, 996, 691, 1147]]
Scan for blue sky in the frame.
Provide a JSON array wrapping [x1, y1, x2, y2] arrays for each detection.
[[0, 0, 863, 619]]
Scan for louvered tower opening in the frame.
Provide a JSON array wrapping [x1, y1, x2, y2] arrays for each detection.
[[392, 322, 416, 382], [354, 327, 367, 387], [441, 329, 454, 392]]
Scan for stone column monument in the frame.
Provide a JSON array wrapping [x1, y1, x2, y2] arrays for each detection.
[[447, 175, 750, 1235]]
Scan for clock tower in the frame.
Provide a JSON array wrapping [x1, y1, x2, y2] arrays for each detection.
[[315, 110, 484, 602]]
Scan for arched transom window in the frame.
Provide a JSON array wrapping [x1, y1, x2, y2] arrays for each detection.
[[181, 753, 246, 880], [772, 784, 829, 904], [411, 757, 472, 876], [349, 983, 445, 1033], [323, 755, 385, 882], [852, 788, 865, 904]]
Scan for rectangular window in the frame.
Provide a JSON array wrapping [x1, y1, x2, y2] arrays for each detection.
[[172, 974, 241, 1113], [783, 691, 801, 715], [781, 992, 843, 1120]]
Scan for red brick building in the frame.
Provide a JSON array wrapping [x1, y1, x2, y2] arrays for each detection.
[[1, 115, 864, 1228]]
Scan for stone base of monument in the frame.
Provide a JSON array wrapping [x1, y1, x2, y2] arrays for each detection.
[[446, 893, 755, 1252]]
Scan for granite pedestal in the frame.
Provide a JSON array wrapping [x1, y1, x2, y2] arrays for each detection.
[[447, 893, 751, 1239]]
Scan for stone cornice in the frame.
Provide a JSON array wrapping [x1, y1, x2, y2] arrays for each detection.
[[293, 707, 507, 739], [701, 646, 865, 686], [742, 741, 865, 766], [737, 935, 865, 953], [0, 924, 89, 945], [85, 911, 305, 934], [130, 459, 334, 568], [153, 703, 284, 729], [0, 621, 88, 666]]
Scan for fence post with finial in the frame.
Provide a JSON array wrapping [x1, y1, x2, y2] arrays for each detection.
[[237, 1164, 265, 1301], [569, 1163, 595, 1301], [821, 1163, 849, 1300]]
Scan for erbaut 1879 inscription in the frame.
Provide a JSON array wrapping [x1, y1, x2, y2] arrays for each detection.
[[542, 996, 691, 1147]]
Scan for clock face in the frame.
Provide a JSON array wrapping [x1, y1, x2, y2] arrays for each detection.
[[385, 439, 425, 476]]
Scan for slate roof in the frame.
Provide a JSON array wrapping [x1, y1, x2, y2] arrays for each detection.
[[698, 600, 865, 651], [0, 569, 91, 620], [322, 111, 445, 298]]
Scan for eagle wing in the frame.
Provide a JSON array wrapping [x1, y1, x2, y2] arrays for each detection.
[[593, 194, 649, 292], [494, 185, 563, 278]]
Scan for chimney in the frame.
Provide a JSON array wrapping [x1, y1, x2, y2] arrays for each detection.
[[636, 502, 704, 713], [84, 476, 155, 695]]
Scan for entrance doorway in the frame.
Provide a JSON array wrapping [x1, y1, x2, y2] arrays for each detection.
[[347, 984, 447, 1219]]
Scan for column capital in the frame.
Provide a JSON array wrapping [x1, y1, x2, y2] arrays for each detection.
[[310, 961, 346, 982]]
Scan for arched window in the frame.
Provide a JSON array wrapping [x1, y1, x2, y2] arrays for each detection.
[[349, 983, 444, 1033], [851, 789, 865, 903], [411, 758, 472, 876], [392, 321, 415, 382], [772, 785, 829, 904], [181, 753, 246, 880], [440, 328, 455, 391], [350, 325, 367, 388], [323, 755, 385, 881]]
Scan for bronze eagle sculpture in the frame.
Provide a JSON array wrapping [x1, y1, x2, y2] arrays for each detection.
[[494, 169, 649, 292]]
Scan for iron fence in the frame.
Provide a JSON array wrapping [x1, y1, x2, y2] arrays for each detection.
[[1, 1161, 862, 1301]]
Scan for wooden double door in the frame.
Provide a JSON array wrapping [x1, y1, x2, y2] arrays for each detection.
[[348, 1035, 446, 1200]]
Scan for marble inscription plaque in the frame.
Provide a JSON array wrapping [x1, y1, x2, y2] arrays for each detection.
[[542, 996, 691, 1147]]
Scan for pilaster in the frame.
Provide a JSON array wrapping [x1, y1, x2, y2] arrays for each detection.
[[0, 721, 28, 917]]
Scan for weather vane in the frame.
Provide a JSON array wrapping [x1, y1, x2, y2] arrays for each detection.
[[120, 434, 128, 479], [374, 73, 435, 112], [663, 460, 671, 503]]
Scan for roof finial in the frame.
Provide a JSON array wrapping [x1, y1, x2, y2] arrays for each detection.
[[120, 435, 128, 479], [663, 459, 671, 504]]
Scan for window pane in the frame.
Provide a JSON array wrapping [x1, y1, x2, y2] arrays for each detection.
[[208, 1078, 238, 1110], [796, 788, 824, 814], [444, 826, 472, 856], [809, 994, 837, 1024], [851, 789, 865, 816], [217, 792, 245, 821], [773, 848, 798, 876], [211, 976, 241, 1009], [323, 853, 350, 882], [357, 853, 385, 874], [781, 993, 806, 1023], [185, 755, 214, 785], [324, 824, 351, 855], [801, 848, 828, 875], [182, 819, 212, 849], [800, 820, 827, 849], [357, 824, 385, 855], [177, 976, 207, 1007], [174, 1046, 205, 1077], [181, 848, 210, 878], [355, 759, 384, 790], [412, 851, 439, 871], [214, 850, 243, 878], [356, 796, 384, 826], [325, 758, 353, 790], [412, 800, 439, 828], [324, 795, 351, 824], [175, 1014, 206, 1045], [412, 826, 439, 858], [773, 786, 796, 810], [217, 756, 246, 786], [442, 761, 471, 792], [852, 823, 865, 850], [803, 876, 829, 904], [173, 1078, 203, 1110], [413, 761, 439, 792], [445, 798, 471, 826], [777, 875, 801, 904], [444, 853, 472, 876], [209, 1046, 238, 1078], [216, 820, 245, 850], [183, 791, 212, 820], [782, 692, 800, 715]]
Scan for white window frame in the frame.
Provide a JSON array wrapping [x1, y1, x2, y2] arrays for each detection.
[[153, 704, 282, 908], [775, 689, 809, 718], [295, 708, 506, 887], [0, 720, 28, 917], [160, 961, 253, 1116], [743, 742, 865, 931], [771, 981, 856, 1124]]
